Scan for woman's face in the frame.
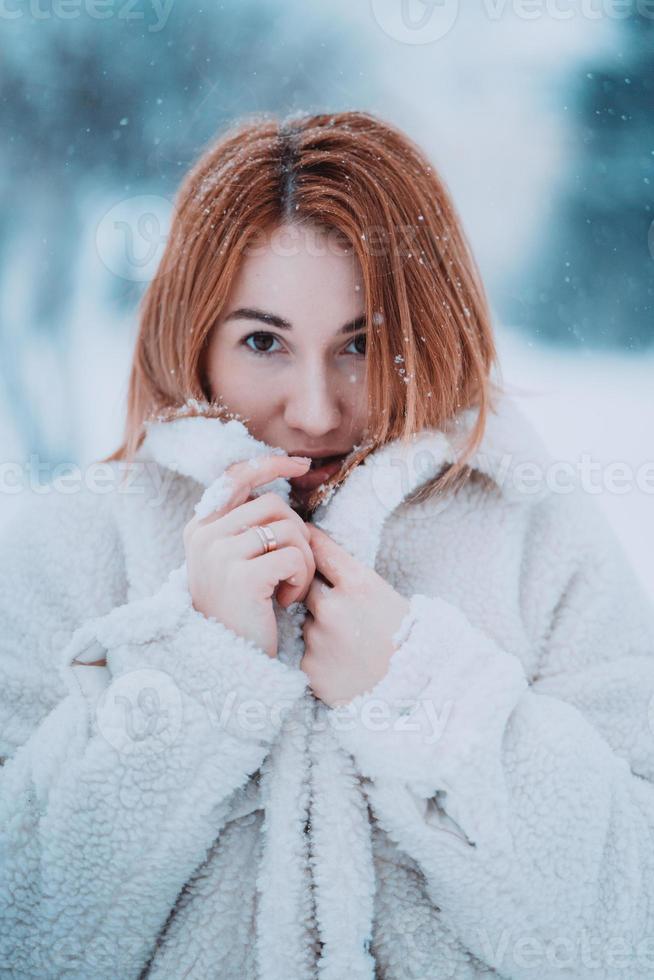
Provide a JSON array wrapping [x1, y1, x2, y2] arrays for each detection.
[[204, 222, 370, 510]]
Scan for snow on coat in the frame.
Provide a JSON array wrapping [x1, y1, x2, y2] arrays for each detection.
[[1, 393, 654, 979]]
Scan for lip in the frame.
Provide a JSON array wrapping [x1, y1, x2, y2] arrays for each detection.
[[289, 450, 351, 459], [288, 453, 348, 490]]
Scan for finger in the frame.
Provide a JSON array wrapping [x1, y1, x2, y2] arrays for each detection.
[[221, 499, 314, 596], [275, 547, 322, 607], [307, 524, 353, 588], [229, 507, 316, 605], [233, 518, 315, 580], [198, 454, 311, 527], [303, 572, 334, 615], [219, 492, 311, 544], [248, 545, 307, 599], [276, 538, 317, 607]]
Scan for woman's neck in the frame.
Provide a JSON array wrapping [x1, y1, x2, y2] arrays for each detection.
[[289, 493, 316, 524], [294, 503, 315, 523]]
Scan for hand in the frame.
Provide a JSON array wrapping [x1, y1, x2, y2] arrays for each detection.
[[183, 454, 316, 659], [300, 524, 411, 707]]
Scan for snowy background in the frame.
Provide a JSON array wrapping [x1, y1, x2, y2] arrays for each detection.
[[0, 0, 652, 596]]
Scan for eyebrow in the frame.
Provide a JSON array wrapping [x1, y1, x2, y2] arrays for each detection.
[[223, 307, 366, 335]]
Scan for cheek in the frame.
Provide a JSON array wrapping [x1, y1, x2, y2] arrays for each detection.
[[206, 348, 268, 416], [339, 363, 368, 410], [353, 392, 372, 437]]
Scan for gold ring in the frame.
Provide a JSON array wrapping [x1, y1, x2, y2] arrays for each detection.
[[252, 524, 278, 555]]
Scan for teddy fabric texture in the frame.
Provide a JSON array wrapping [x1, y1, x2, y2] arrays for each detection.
[[1, 393, 654, 980]]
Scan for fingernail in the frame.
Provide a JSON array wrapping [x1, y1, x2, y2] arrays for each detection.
[[291, 456, 311, 465]]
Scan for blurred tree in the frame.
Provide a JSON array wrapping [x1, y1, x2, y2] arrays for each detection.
[[504, 4, 654, 350]]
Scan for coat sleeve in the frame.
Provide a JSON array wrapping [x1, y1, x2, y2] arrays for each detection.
[[0, 488, 308, 979], [330, 486, 654, 979]]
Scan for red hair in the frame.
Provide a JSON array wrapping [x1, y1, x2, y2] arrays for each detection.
[[103, 110, 504, 509]]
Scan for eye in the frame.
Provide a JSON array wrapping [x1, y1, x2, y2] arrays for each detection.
[[242, 331, 283, 356], [241, 330, 367, 357], [345, 333, 367, 356]]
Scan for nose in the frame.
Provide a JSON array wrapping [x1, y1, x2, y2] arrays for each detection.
[[282, 363, 343, 437]]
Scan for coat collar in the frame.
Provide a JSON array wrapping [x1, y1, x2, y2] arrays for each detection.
[[137, 393, 551, 571]]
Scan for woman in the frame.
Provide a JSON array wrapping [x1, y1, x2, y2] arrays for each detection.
[[1, 111, 653, 980]]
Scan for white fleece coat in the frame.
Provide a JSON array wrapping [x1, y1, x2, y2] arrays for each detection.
[[1, 394, 654, 980]]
